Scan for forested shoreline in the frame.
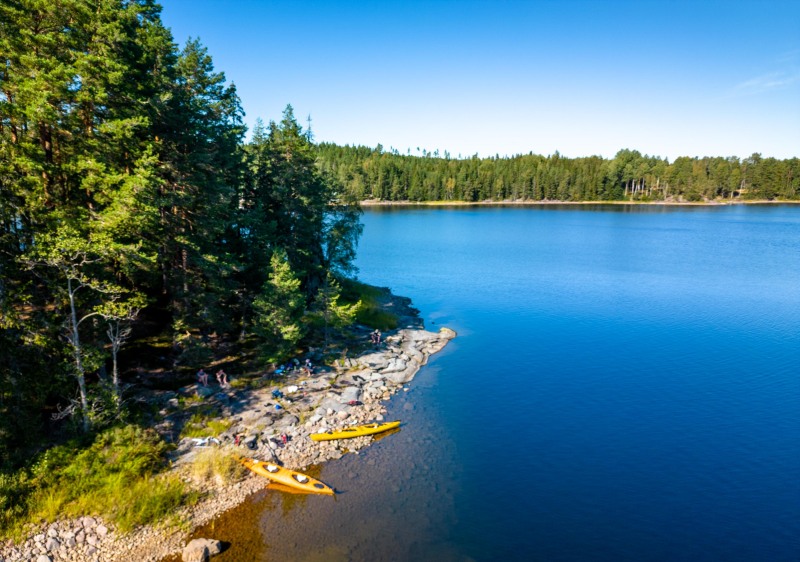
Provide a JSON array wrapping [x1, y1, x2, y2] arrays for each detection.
[[316, 144, 799, 203]]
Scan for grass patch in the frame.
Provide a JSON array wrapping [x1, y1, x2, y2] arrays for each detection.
[[190, 449, 247, 485], [0, 425, 195, 540], [339, 279, 398, 330], [180, 409, 230, 439]]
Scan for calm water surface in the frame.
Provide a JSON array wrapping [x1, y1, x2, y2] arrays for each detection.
[[200, 205, 800, 561]]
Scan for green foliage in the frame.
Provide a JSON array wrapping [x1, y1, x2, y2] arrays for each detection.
[[180, 411, 230, 439], [339, 279, 398, 330], [0, 425, 194, 538], [252, 249, 306, 363], [316, 144, 800, 203], [309, 274, 361, 348]]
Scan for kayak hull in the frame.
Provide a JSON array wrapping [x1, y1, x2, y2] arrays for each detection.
[[241, 458, 335, 495], [310, 420, 401, 441]]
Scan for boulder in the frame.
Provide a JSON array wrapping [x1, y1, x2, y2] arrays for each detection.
[[186, 538, 222, 557], [339, 386, 361, 404], [182, 541, 208, 562], [273, 414, 299, 429], [318, 397, 349, 413], [355, 352, 389, 370], [196, 386, 215, 398]]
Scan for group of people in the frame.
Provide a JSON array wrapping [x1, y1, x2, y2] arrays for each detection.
[[370, 329, 382, 346], [196, 368, 228, 387], [275, 358, 314, 376]]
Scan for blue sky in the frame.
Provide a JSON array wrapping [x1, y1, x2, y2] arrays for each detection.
[[159, 0, 799, 160]]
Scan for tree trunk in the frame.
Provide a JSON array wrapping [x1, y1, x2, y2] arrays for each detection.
[[67, 277, 91, 432]]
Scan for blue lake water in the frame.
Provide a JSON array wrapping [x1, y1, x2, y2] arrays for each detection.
[[204, 204, 800, 561]]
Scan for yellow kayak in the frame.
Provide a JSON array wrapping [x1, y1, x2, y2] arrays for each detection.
[[310, 420, 401, 441], [241, 458, 335, 495]]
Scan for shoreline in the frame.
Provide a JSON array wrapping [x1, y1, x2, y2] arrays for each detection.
[[1, 292, 455, 562], [358, 198, 800, 207]]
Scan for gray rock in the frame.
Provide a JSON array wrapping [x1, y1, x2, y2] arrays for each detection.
[[356, 352, 389, 370], [34, 534, 45, 543], [183, 543, 209, 561], [46, 527, 58, 539], [380, 357, 407, 374], [85, 545, 97, 557], [196, 385, 214, 398], [86, 534, 98, 546], [95, 524, 108, 537], [385, 365, 418, 385], [195, 538, 223, 556], [339, 386, 361, 403], [76, 530, 85, 544], [36, 555, 51, 562], [65, 536, 77, 548], [44, 538, 59, 552], [273, 414, 299, 429], [318, 397, 348, 413]]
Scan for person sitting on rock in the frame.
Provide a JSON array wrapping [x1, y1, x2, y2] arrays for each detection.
[[196, 368, 208, 386], [215, 369, 228, 387]]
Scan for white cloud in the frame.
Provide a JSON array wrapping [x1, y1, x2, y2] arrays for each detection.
[[733, 71, 800, 95]]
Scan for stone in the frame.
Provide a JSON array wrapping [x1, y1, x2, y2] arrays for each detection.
[[35, 555, 51, 562], [86, 534, 98, 546], [336, 411, 349, 420], [182, 537, 223, 562], [380, 357, 407, 374], [339, 386, 361, 403], [319, 397, 349, 413], [196, 386, 214, 398], [34, 534, 45, 544], [85, 545, 97, 557], [46, 527, 58, 538], [199, 538, 223, 556], [44, 538, 59, 552], [96, 524, 108, 537], [75, 531, 85, 544], [65, 537, 77, 548]]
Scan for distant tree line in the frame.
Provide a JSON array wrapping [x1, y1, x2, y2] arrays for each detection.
[[0, 0, 360, 463], [316, 145, 800, 203]]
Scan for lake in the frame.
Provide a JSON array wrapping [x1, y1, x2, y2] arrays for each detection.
[[197, 204, 800, 561]]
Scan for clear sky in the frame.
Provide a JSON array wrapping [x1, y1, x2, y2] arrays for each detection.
[[159, 0, 799, 161]]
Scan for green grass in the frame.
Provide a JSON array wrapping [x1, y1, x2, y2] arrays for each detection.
[[339, 279, 398, 330], [179, 408, 230, 439], [0, 425, 196, 540]]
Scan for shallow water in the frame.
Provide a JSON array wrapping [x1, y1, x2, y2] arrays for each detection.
[[190, 204, 800, 561]]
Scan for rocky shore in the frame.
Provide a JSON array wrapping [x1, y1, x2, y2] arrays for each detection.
[[1, 300, 455, 562]]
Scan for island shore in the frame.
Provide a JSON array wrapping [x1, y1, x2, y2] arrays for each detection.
[[0, 293, 455, 562], [359, 198, 800, 207]]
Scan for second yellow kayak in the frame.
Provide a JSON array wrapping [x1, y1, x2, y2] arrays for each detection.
[[241, 458, 335, 495], [310, 420, 401, 441]]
